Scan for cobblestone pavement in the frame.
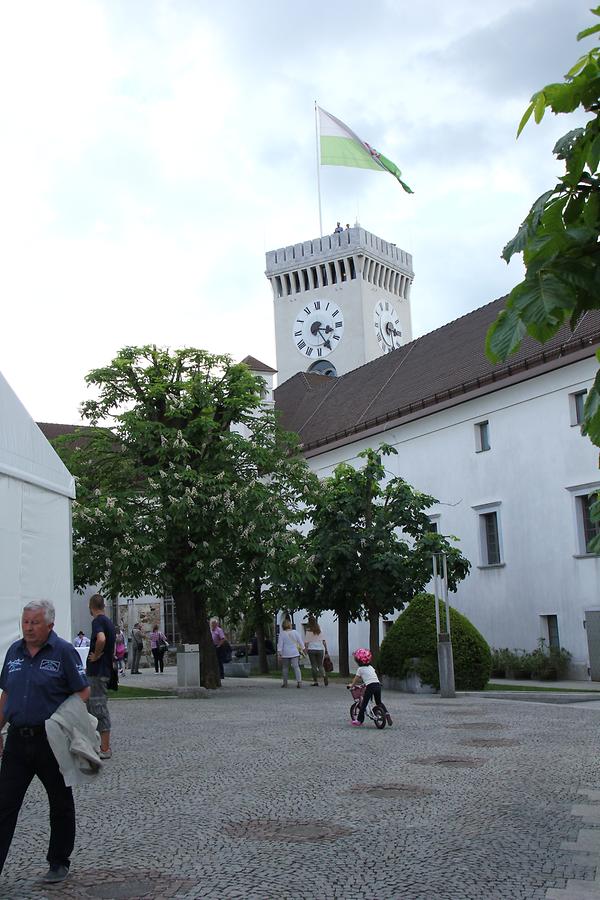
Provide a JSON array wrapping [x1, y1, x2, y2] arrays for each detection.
[[2, 671, 600, 900]]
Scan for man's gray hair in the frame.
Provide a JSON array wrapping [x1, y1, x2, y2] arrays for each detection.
[[23, 599, 55, 624]]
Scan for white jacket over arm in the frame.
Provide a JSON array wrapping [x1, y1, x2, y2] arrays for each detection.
[[45, 694, 103, 787]]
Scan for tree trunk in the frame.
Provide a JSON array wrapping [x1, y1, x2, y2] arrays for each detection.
[[173, 586, 221, 689], [338, 610, 350, 677], [253, 578, 270, 675], [368, 605, 380, 656]]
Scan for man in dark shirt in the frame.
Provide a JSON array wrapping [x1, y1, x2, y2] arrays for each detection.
[[85, 594, 115, 760], [0, 599, 89, 884]]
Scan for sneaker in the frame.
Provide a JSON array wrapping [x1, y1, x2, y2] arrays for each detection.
[[351, 720, 363, 727], [42, 865, 70, 884], [386, 713, 393, 726], [281, 683, 287, 688], [99, 749, 112, 760], [296, 682, 302, 688]]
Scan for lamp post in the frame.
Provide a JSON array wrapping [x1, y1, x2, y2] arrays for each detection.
[[432, 553, 456, 698]]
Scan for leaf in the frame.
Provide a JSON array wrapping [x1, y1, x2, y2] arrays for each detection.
[[567, 52, 595, 77], [588, 133, 600, 172], [516, 101, 535, 138], [577, 23, 600, 41], [485, 305, 527, 363], [501, 221, 530, 262], [584, 191, 600, 228], [581, 370, 600, 446], [534, 92, 547, 124], [553, 128, 586, 160], [510, 272, 575, 334]]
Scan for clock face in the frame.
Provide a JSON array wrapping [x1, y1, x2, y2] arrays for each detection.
[[373, 300, 402, 353], [292, 300, 344, 358]]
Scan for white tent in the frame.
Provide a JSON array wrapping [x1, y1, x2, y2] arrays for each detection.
[[0, 372, 75, 661]]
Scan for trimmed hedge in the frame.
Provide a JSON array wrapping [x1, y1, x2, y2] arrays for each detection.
[[378, 593, 492, 690]]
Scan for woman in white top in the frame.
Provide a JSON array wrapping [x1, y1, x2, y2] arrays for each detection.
[[277, 619, 304, 688], [303, 616, 329, 687]]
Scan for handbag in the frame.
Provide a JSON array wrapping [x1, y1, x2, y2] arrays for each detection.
[[323, 654, 333, 673], [158, 637, 169, 652]]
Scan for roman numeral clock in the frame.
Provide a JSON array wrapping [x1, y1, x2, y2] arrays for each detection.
[[293, 300, 344, 359], [266, 227, 414, 386]]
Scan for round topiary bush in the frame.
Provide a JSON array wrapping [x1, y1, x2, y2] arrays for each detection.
[[378, 593, 492, 690]]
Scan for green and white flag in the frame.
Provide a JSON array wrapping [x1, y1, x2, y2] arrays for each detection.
[[318, 106, 412, 193]]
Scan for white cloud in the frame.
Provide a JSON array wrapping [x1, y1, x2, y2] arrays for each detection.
[[0, 0, 594, 422]]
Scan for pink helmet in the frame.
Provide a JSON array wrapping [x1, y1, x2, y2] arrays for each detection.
[[353, 648, 372, 665]]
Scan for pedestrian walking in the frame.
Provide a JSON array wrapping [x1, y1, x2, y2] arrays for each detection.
[[149, 624, 168, 673], [85, 594, 115, 759], [277, 620, 305, 688], [114, 627, 127, 677], [0, 599, 90, 884], [303, 616, 329, 686]]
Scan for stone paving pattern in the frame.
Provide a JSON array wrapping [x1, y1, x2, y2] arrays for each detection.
[[2, 669, 600, 900]]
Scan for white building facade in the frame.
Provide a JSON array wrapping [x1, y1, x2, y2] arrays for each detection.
[[300, 356, 600, 678], [270, 226, 600, 679]]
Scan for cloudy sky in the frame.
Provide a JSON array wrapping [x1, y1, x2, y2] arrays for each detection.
[[0, 0, 593, 423]]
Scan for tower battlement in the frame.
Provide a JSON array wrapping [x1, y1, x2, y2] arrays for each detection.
[[265, 226, 413, 274]]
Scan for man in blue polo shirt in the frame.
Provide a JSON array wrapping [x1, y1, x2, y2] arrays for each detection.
[[0, 599, 89, 885]]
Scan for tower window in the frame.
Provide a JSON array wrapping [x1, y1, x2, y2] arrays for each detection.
[[284, 274, 291, 296], [319, 264, 328, 286], [308, 360, 337, 377], [293, 271, 301, 293], [348, 257, 356, 280], [329, 262, 337, 284], [339, 259, 347, 282], [275, 276, 283, 298], [302, 269, 310, 291], [310, 267, 318, 289]]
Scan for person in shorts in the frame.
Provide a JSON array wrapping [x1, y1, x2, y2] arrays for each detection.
[[85, 594, 115, 759]]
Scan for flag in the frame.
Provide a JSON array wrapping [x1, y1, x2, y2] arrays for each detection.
[[318, 106, 413, 194]]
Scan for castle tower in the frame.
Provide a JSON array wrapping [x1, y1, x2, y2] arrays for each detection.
[[265, 226, 414, 386]]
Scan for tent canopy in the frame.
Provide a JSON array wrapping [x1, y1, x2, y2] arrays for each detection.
[[0, 372, 74, 661]]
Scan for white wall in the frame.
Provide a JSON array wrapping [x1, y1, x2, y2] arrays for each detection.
[[302, 357, 600, 677]]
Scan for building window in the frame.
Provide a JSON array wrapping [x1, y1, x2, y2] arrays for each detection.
[[428, 516, 439, 534], [482, 512, 501, 564], [570, 390, 587, 426], [475, 421, 490, 452], [543, 614, 560, 649], [578, 493, 600, 554], [473, 503, 503, 566]]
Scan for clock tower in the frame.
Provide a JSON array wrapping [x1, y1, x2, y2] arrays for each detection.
[[265, 226, 414, 385]]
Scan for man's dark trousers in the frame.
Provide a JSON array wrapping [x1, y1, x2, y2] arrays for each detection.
[[0, 729, 75, 874]]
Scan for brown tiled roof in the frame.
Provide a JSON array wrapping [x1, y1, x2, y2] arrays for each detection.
[[240, 355, 277, 373], [274, 298, 600, 454], [37, 423, 87, 440]]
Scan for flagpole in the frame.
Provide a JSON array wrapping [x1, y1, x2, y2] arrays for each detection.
[[315, 101, 323, 237]]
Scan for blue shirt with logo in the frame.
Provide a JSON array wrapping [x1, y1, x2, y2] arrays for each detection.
[[0, 630, 89, 727]]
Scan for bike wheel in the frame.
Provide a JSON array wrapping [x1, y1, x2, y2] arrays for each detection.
[[372, 705, 386, 729], [350, 701, 360, 721]]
